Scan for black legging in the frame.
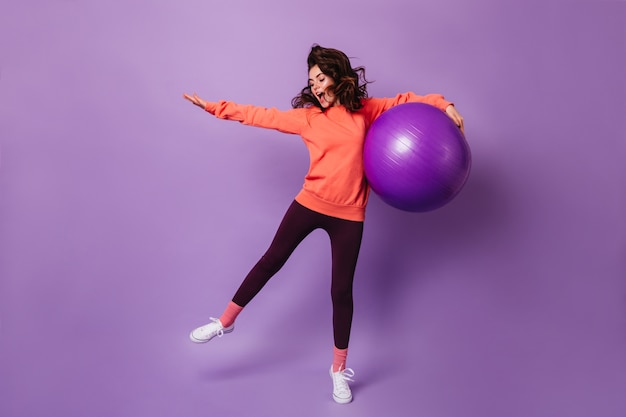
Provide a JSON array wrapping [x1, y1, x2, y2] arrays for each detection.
[[232, 200, 364, 349]]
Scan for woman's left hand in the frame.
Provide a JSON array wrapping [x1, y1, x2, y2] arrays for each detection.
[[445, 105, 465, 135]]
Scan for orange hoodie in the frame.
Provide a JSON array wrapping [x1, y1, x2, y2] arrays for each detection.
[[204, 92, 451, 221]]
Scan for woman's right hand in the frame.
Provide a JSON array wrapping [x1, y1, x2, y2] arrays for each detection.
[[183, 93, 207, 109]]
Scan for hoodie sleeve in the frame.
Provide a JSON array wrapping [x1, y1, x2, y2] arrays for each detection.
[[204, 100, 309, 135], [361, 92, 453, 122]]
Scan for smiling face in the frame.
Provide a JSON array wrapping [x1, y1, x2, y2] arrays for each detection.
[[308, 65, 338, 108]]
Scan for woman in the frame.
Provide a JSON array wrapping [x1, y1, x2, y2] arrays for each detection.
[[183, 44, 464, 404]]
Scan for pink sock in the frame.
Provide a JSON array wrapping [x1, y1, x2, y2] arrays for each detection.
[[218, 301, 243, 328], [332, 346, 348, 372]]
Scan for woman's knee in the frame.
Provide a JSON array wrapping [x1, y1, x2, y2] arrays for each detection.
[[331, 283, 353, 305]]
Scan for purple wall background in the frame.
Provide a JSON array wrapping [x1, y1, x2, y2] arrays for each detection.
[[1, 1, 625, 416]]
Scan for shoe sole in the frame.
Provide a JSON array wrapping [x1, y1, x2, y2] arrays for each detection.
[[189, 326, 234, 343], [333, 394, 353, 404]]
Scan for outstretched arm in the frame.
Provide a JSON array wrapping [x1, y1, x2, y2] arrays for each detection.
[[182, 92, 308, 135]]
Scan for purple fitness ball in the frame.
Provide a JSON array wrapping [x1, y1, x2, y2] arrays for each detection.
[[364, 102, 471, 212]]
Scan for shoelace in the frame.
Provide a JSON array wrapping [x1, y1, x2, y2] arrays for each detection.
[[207, 317, 225, 337], [339, 368, 355, 382], [333, 367, 355, 395]]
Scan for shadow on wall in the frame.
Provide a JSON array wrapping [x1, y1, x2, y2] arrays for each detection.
[[357, 153, 514, 318]]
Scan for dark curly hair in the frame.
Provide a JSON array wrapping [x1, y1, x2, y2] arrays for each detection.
[[291, 45, 371, 112]]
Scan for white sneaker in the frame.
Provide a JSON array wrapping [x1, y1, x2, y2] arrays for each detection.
[[189, 317, 234, 343], [329, 366, 355, 404]]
